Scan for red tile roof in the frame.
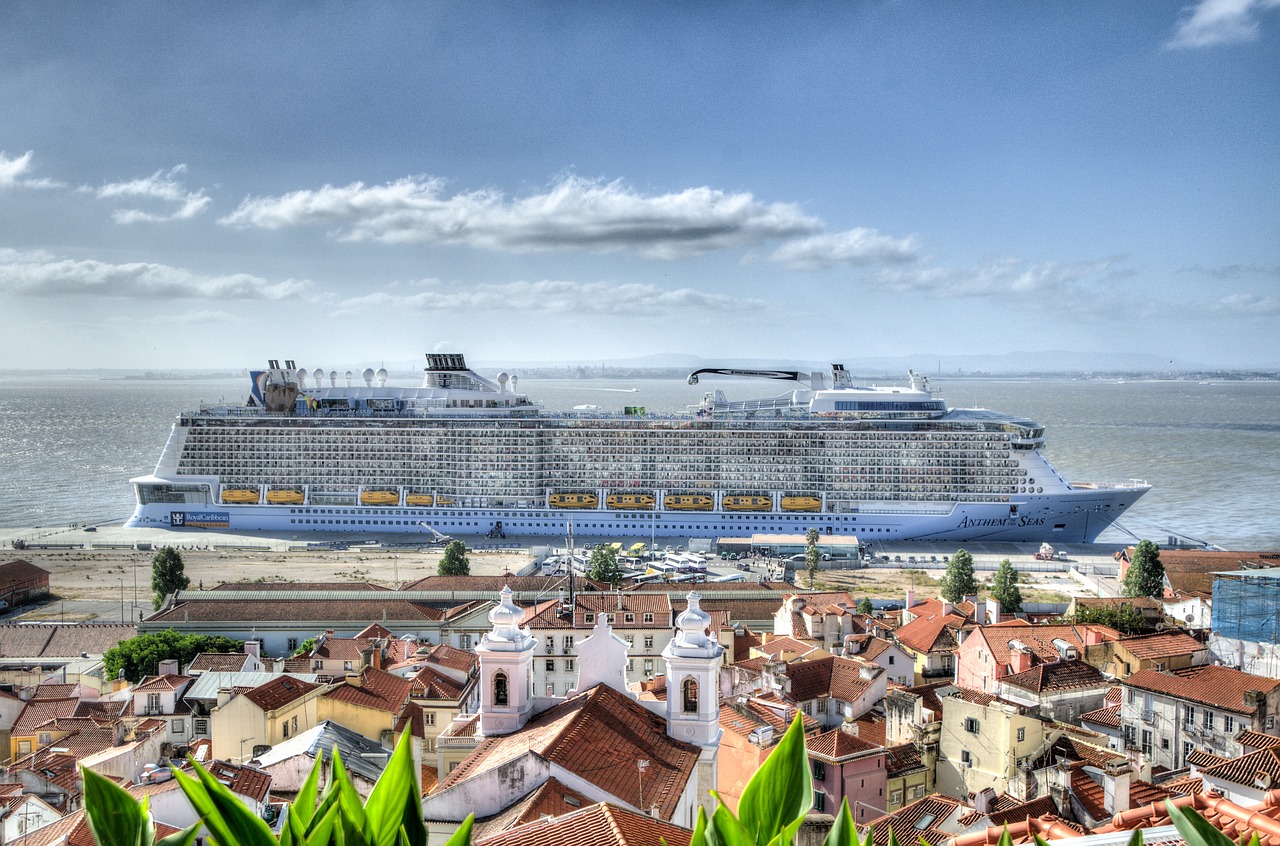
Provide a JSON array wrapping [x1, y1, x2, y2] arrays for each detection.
[[323, 667, 413, 714], [1000, 659, 1108, 693], [1093, 788, 1280, 844], [149, 599, 444, 623], [435, 684, 700, 821], [975, 622, 1115, 667], [1070, 766, 1169, 821], [866, 794, 962, 846], [1080, 704, 1121, 729], [1239, 730, 1280, 751], [244, 676, 321, 710], [808, 727, 882, 761], [1199, 748, 1280, 789], [1123, 665, 1280, 714], [473, 801, 692, 846], [13, 697, 79, 734], [187, 653, 252, 673], [410, 665, 467, 701], [424, 643, 478, 674], [1115, 631, 1207, 660], [202, 760, 272, 802], [134, 674, 192, 692], [312, 636, 373, 662], [894, 610, 966, 655]]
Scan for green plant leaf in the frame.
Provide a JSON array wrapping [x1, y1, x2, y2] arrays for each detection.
[[174, 762, 279, 846], [440, 815, 473, 846], [292, 752, 327, 829], [1125, 828, 1144, 846], [330, 747, 368, 836], [711, 800, 761, 846], [1165, 800, 1235, 846], [996, 826, 1016, 846], [886, 823, 901, 846], [301, 798, 342, 846], [824, 798, 858, 846], [155, 822, 201, 846], [363, 732, 425, 846], [738, 714, 812, 845], [680, 805, 709, 846], [83, 767, 149, 846]]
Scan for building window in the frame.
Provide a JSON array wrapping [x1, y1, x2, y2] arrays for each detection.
[[1161, 738, 1170, 750], [891, 789, 903, 806], [147, 692, 162, 714], [287, 638, 299, 652], [1124, 725, 1137, 748], [282, 721, 290, 739], [814, 790, 825, 813], [889, 655, 895, 665], [682, 677, 699, 713], [914, 786, 925, 799], [563, 636, 574, 653], [565, 659, 574, 672], [424, 712, 436, 726], [494, 671, 509, 707], [291, 716, 298, 734], [343, 661, 353, 671], [965, 717, 980, 733], [1185, 706, 1196, 727], [172, 719, 185, 735], [459, 634, 472, 649], [194, 719, 208, 735], [1128, 689, 1137, 704], [644, 658, 654, 675], [547, 683, 555, 696], [546, 659, 556, 671], [585, 613, 594, 624], [625, 613, 635, 623], [643, 613, 654, 624], [1203, 711, 1214, 730], [817, 699, 828, 714], [961, 750, 972, 765], [644, 636, 654, 650], [1017, 727, 1025, 742], [1183, 742, 1194, 765], [1141, 729, 1153, 757], [38, 732, 51, 745], [1224, 715, 1235, 733], [813, 760, 826, 781]]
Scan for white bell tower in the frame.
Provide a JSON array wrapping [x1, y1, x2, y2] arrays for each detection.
[[662, 592, 723, 747], [475, 586, 538, 737]]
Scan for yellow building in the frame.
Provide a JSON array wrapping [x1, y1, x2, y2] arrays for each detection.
[[210, 676, 326, 761], [936, 689, 1045, 799], [317, 668, 414, 746]]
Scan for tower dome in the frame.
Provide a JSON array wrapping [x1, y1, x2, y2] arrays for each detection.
[[674, 592, 712, 649]]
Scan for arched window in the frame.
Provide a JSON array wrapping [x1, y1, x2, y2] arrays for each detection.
[[682, 677, 698, 713], [494, 671, 508, 707]]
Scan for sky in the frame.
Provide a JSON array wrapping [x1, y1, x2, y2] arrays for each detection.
[[1, 1, 1278, 371]]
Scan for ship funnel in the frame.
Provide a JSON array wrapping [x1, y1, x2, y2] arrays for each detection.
[[362, 368, 375, 386]]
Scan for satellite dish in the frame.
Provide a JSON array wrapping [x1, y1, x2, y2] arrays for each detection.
[[1185, 614, 1194, 623]]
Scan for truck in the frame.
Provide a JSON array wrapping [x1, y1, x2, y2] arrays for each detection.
[[1034, 542, 1067, 561]]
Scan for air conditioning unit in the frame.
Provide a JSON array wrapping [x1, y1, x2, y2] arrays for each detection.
[[1141, 710, 1155, 724]]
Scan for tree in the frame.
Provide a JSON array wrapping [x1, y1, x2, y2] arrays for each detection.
[[586, 545, 622, 584], [855, 597, 873, 616], [939, 549, 979, 604], [437, 540, 470, 576], [151, 546, 190, 609], [804, 527, 821, 588], [1122, 539, 1165, 598], [989, 558, 1023, 613], [1073, 601, 1147, 635], [104, 630, 244, 682]]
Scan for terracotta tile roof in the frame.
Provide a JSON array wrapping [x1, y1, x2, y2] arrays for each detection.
[[210, 581, 391, 591], [187, 653, 252, 673], [957, 795, 1061, 828], [148, 599, 444, 623], [1105, 685, 1123, 705], [696, 598, 788, 625], [809, 727, 882, 760], [894, 611, 965, 654], [473, 801, 693, 846], [203, 760, 272, 802], [1239, 730, 1280, 751], [1115, 630, 1207, 660], [975, 622, 1114, 667], [858, 637, 896, 661], [424, 643, 478, 674], [901, 681, 953, 716], [32, 683, 77, 698], [1093, 788, 1280, 843], [522, 598, 575, 630], [1001, 659, 1108, 693], [470, 777, 595, 841], [1080, 704, 1121, 729], [1186, 749, 1228, 769], [244, 676, 322, 711], [1124, 665, 1280, 714], [846, 711, 888, 747], [1071, 766, 1169, 821], [756, 636, 821, 660], [0, 559, 50, 583], [436, 684, 700, 821], [720, 700, 814, 740], [1158, 549, 1280, 594], [410, 665, 467, 701], [1161, 775, 1204, 795], [323, 667, 413, 714], [421, 764, 438, 795], [134, 674, 192, 692], [400, 574, 575, 593], [576, 593, 671, 626], [734, 628, 763, 663], [785, 657, 833, 701], [1200, 748, 1280, 788], [394, 702, 427, 740], [9, 749, 80, 792], [733, 656, 769, 674], [884, 743, 924, 777], [313, 636, 373, 662], [866, 794, 963, 846], [356, 623, 395, 639], [13, 697, 79, 734]]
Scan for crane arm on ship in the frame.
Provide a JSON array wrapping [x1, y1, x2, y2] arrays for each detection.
[[686, 367, 805, 385]]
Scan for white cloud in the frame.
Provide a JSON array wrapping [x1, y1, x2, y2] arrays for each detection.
[[0, 247, 308, 300], [1211, 292, 1280, 314], [171, 309, 238, 324], [1166, 0, 1280, 48], [337, 278, 765, 315], [221, 174, 821, 258], [866, 256, 1122, 303], [769, 227, 921, 269], [96, 164, 211, 223], [0, 150, 63, 190]]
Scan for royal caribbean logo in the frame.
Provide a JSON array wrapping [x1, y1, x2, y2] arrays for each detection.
[[171, 511, 230, 529]]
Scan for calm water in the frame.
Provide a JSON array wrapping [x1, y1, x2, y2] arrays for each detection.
[[1, 373, 1277, 549]]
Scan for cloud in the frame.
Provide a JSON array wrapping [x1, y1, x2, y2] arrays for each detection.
[[769, 227, 921, 269], [171, 309, 238, 324], [337, 278, 765, 315], [1165, 0, 1280, 48], [95, 164, 211, 223], [0, 150, 63, 190], [1211, 292, 1280, 314], [866, 255, 1123, 303], [0, 247, 309, 300], [1179, 262, 1280, 279], [221, 174, 821, 258]]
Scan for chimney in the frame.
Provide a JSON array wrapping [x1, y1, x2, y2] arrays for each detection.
[[158, 659, 179, 676], [217, 688, 233, 708], [1104, 762, 1132, 814], [985, 598, 1001, 626], [244, 640, 262, 659], [963, 594, 978, 610], [1010, 646, 1033, 675], [905, 589, 916, 610], [841, 720, 859, 736], [346, 673, 363, 687], [974, 787, 997, 814], [941, 601, 954, 616]]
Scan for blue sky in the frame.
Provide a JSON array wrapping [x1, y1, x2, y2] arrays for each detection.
[[1, 2, 1277, 370]]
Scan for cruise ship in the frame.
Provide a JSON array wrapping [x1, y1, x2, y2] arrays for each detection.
[[127, 353, 1149, 542]]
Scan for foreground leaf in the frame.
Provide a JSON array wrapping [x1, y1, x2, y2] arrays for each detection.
[[363, 733, 425, 846], [738, 715, 812, 845], [824, 798, 858, 846], [83, 767, 152, 846]]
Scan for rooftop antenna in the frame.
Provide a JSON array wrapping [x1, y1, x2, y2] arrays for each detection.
[[637, 759, 649, 808]]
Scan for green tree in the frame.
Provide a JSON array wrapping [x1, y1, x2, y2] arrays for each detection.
[[151, 546, 190, 609], [855, 597, 873, 615], [437, 540, 470, 576], [939, 549, 979, 604], [586, 545, 622, 584], [1073, 601, 1147, 635], [989, 558, 1023, 613], [804, 527, 821, 588], [293, 637, 317, 657], [104, 630, 244, 682], [1122, 539, 1165, 598]]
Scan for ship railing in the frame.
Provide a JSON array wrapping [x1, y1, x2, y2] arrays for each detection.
[[1067, 479, 1150, 490]]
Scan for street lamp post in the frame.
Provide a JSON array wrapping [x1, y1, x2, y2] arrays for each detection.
[[118, 579, 125, 622]]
